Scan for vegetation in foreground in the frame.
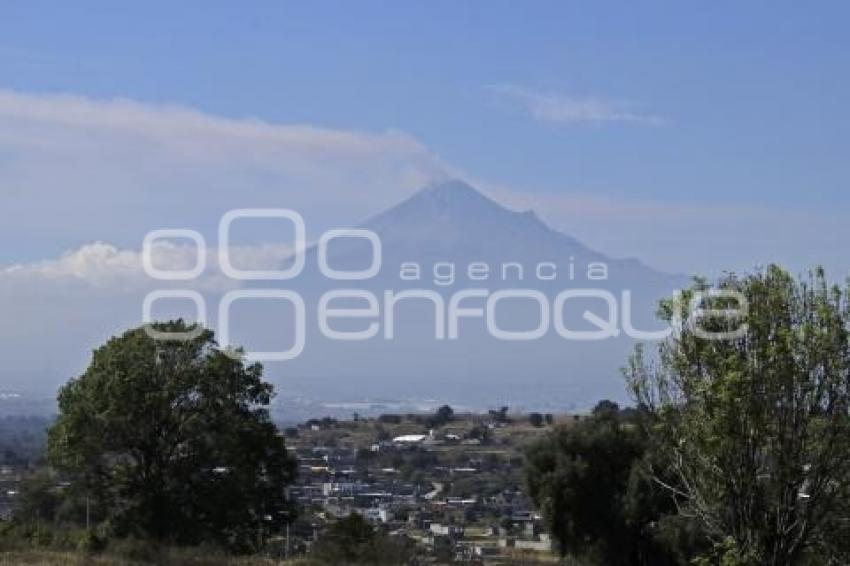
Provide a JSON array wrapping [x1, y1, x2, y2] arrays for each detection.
[[526, 266, 850, 565], [3, 265, 850, 565], [2, 321, 298, 562], [0, 546, 282, 565]]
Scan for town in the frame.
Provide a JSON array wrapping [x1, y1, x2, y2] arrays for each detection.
[[0, 406, 563, 564], [276, 405, 561, 563]]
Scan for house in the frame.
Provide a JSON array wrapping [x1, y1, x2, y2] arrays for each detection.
[[515, 534, 553, 552], [358, 507, 392, 523], [430, 523, 463, 537], [392, 434, 428, 444]]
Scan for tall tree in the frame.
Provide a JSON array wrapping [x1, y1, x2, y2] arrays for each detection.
[[524, 402, 681, 565], [47, 321, 296, 551], [626, 266, 850, 565], [311, 513, 417, 565]]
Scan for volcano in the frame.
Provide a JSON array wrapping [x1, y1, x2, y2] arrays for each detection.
[[248, 180, 686, 413]]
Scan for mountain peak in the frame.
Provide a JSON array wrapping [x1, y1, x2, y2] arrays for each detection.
[[346, 179, 675, 284], [415, 179, 501, 210], [420, 178, 480, 197], [365, 179, 514, 234], [356, 178, 600, 265]]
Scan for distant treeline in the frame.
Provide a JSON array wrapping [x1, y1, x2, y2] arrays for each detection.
[[0, 415, 50, 467]]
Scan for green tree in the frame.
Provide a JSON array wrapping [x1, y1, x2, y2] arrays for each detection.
[[592, 399, 621, 418], [528, 412, 544, 427], [47, 321, 296, 551], [311, 513, 416, 564], [436, 404, 454, 424], [426, 404, 454, 428], [524, 408, 679, 565], [626, 267, 850, 565], [12, 471, 63, 525]]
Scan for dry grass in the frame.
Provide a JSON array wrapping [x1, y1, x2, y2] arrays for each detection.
[[0, 550, 287, 566]]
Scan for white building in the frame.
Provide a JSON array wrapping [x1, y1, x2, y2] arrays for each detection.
[[392, 434, 428, 444]]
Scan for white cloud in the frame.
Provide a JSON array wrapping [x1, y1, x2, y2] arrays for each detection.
[[0, 240, 298, 292], [0, 239, 303, 381], [0, 89, 434, 158], [0, 88, 465, 386], [488, 84, 663, 125], [3, 242, 144, 285], [0, 88, 456, 259]]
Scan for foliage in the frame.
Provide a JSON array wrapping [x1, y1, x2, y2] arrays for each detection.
[[0, 544, 288, 565], [467, 424, 491, 443], [0, 416, 50, 467], [46, 321, 297, 552], [528, 412, 544, 427], [524, 405, 682, 565], [626, 266, 850, 565], [12, 470, 64, 524], [425, 404, 454, 428], [489, 406, 511, 423], [310, 513, 417, 564]]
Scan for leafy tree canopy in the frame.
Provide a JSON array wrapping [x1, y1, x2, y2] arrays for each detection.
[[524, 406, 682, 565], [47, 321, 296, 551], [311, 513, 416, 564], [626, 266, 850, 565]]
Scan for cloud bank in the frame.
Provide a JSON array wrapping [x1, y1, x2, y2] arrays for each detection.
[[0, 88, 454, 262], [488, 84, 663, 125]]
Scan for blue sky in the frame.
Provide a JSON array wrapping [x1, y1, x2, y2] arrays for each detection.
[[1, 1, 848, 272], [4, 1, 848, 204]]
